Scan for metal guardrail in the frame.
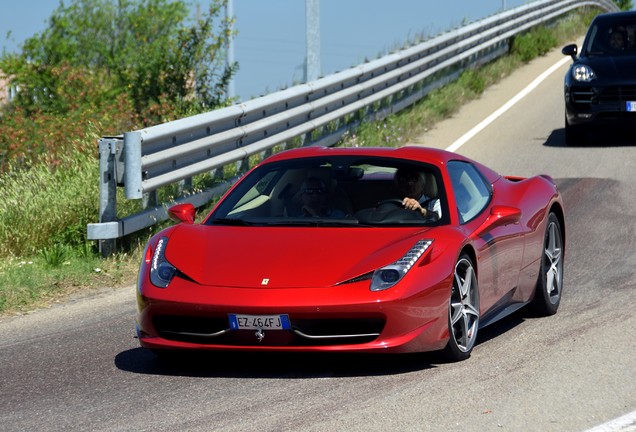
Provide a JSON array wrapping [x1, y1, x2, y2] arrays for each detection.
[[87, 0, 619, 254]]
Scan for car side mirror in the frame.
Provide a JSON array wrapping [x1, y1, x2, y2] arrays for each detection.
[[168, 203, 196, 224], [472, 205, 521, 238], [562, 44, 578, 61]]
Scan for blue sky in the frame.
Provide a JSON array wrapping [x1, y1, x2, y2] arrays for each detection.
[[0, 0, 579, 100]]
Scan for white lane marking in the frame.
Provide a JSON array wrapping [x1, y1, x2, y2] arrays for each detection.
[[582, 409, 636, 432], [445, 55, 572, 153]]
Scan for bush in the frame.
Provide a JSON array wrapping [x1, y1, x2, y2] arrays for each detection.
[[457, 69, 487, 95], [511, 26, 558, 63], [0, 64, 137, 172], [0, 146, 99, 257]]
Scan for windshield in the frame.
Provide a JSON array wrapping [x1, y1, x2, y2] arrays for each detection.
[[584, 19, 636, 57], [206, 156, 448, 227]]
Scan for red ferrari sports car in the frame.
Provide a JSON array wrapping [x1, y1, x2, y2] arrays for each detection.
[[136, 146, 565, 361]]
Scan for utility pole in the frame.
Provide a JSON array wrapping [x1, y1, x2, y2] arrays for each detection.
[[305, 0, 320, 82], [226, 0, 235, 99]]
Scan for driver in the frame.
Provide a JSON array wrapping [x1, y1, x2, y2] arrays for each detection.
[[608, 28, 627, 51], [395, 168, 441, 219]]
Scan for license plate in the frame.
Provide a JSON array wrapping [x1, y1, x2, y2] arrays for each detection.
[[627, 101, 636, 112], [228, 314, 291, 330]]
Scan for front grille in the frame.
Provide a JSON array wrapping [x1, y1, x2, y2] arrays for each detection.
[[571, 87, 595, 106], [154, 315, 229, 339], [571, 85, 636, 109], [153, 315, 385, 346], [597, 86, 636, 104]]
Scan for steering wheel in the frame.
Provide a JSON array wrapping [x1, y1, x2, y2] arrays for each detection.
[[376, 198, 404, 208], [375, 198, 439, 222]]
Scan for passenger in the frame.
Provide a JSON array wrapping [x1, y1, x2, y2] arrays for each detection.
[[608, 28, 627, 51], [299, 177, 346, 218], [395, 168, 441, 220]]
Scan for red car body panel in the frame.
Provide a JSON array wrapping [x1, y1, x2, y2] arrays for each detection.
[[165, 225, 435, 288], [136, 146, 565, 355]]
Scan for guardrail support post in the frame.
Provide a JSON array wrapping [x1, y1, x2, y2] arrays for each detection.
[[97, 138, 119, 256], [124, 131, 143, 199]]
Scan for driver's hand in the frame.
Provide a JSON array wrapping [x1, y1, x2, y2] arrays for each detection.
[[402, 198, 426, 215]]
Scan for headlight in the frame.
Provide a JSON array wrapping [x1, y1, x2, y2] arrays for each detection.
[[370, 240, 432, 291], [150, 237, 177, 288], [572, 64, 595, 82]]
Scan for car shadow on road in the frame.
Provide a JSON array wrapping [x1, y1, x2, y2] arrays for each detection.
[[114, 347, 444, 378], [544, 128, 636, 147]]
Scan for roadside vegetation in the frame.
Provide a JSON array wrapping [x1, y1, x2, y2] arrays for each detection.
[[0, 2, 629, 316]]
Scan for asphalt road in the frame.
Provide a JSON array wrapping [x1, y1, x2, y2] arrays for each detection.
[[1, 45, 636, 432]]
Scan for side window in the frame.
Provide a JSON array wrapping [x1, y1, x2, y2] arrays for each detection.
[[448, 161, 492, 224]]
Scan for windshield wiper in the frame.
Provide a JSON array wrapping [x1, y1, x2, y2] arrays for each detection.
[[209, 218, 254, 226], [266, 218, 361, 227], [316, 219, 362, 227], [212, 217, 368, 227]]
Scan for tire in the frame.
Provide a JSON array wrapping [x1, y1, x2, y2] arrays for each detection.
[[532, 213, 564, 316], [442, 253, 480, 362]]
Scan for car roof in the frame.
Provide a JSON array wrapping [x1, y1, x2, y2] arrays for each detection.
[[264, 145, 456, 167], [593, 10, 636, 22]]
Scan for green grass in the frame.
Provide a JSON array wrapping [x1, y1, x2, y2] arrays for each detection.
[[0, 151, 96, 257], [0, 251, 138, 314], [0, 8, 598, 317]]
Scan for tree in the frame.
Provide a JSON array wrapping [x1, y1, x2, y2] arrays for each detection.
[[0, 0, 237, 120], [614, 0, 633, 10]]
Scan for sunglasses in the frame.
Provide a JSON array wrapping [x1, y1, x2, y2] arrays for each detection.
[[397, 173, 421, 183], [303, 187, 326, 195]]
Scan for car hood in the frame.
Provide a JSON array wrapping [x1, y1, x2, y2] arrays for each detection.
[[163, 224, 434, 288], [582, 55, 636, 82]]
